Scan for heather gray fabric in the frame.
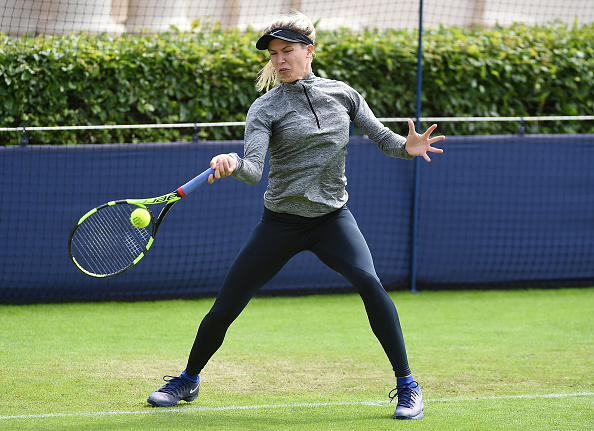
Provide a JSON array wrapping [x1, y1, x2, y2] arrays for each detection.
[[231, 72, 413, 217]]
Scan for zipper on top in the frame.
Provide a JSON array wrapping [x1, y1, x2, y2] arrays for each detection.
[[301, 85, 321, 129]]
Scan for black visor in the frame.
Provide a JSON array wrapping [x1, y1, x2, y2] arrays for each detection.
[[256, 28, 314, 50]]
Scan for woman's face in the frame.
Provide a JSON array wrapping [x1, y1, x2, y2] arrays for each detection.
[[268, 38, 313, 84]]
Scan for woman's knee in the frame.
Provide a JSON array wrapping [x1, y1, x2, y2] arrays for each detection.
[[202, 307, 240, 331], [349, 266, 383, 296]]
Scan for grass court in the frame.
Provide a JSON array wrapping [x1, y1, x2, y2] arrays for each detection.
[[1, 288, 592, 430]]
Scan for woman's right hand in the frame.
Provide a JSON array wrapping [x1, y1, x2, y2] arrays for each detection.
[[209, 154, 237, 184]]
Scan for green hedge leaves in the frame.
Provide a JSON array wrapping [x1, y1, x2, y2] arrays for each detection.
[[1, 22, 592, 145]]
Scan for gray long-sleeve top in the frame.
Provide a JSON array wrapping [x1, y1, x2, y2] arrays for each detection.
[[230, 72, 414, 217]]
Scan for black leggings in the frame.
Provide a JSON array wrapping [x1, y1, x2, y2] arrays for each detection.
[[186, 206, 411, 377]]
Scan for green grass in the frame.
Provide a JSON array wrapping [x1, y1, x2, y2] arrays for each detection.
[[1, 288, 592, 430]]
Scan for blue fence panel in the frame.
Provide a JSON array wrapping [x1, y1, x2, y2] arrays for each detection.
[[1, 134, 593, 303]]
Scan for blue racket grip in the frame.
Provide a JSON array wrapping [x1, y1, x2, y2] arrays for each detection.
[[177, 167, 215, 197]]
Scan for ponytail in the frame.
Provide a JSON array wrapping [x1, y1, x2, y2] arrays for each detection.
[[256, 61, 279, 92]]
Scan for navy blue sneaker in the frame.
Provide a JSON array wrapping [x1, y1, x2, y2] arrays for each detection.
[[390, 381, 424, 419], [147, 375, 200, 407]]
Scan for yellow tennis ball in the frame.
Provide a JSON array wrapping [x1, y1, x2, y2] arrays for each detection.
[[130, 208, 151, 228]]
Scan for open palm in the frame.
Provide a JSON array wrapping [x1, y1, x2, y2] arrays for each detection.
[[404, 119, 445, 162]]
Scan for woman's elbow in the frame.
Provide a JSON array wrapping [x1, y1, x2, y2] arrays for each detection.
[[245, 173, 262, 186]]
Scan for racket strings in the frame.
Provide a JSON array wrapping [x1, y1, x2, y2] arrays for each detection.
[[70, 204, 153, 277]]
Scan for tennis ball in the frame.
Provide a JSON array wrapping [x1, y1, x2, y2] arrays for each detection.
[[130, 208, 151, 228]]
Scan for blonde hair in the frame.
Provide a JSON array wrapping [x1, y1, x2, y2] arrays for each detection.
[[256, 10, 316, 92]]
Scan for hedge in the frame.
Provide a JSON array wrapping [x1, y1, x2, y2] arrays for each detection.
[[0, 22, 592, 145]]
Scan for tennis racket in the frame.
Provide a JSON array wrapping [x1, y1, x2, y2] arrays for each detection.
[[68, 167, 214, 278]]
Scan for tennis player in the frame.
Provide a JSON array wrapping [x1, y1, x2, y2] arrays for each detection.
[[147, 10, 444, 420]]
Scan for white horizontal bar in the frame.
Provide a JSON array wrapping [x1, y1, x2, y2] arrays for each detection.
[[1, 116, 593, 132], [0, 122, 246, 132], [378, 116, 594, 123]]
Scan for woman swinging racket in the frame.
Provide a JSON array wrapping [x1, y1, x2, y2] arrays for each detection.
[[147, 10, 444, 420]]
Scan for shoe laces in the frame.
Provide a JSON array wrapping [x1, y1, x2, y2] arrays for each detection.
[[157, 375, 192, 396], [389, 381, 420, 408]]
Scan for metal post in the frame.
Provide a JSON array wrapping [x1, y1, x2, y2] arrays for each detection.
[[410, 0, 424, 293], [20, 126, 28, 146], [192, 122, 199, 143]]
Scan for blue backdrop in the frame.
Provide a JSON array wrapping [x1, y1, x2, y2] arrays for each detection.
[[1, 134, 593, 303]]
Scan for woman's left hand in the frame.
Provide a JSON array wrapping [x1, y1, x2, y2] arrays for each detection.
[[404, 119, 445, 162]]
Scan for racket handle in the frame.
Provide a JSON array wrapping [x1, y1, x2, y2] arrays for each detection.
[[177, 167, 215, 197]]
